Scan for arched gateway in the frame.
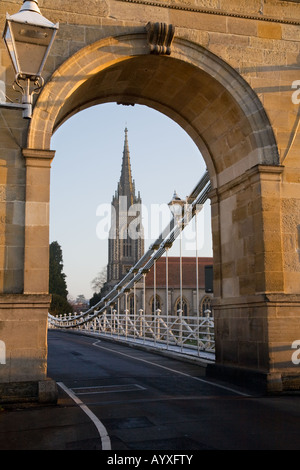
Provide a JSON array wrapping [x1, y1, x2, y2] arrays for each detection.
[[1, 0, 300, 401]]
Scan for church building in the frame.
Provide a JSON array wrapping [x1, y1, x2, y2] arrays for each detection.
[[101, 127, 213, 317], [102, 127, 144, 294]]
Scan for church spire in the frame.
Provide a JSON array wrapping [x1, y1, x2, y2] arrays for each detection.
[[118, 127, 134, 206]]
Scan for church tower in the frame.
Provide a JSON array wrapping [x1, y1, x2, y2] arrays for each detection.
[[106, 127, 144, 288]]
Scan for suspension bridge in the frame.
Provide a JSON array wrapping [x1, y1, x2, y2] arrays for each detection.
[[48, 171, 215, 361]]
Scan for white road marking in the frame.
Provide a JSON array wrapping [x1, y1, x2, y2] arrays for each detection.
[[92, 341, 251, 397], [57, 381, 111, 450], [71, 383, 146, 394]]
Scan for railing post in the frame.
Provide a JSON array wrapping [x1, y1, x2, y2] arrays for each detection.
[[125, 309, 129, 337], [96, 313, 100, 333], [204, 308, 211, 350], [133, 282, 136, 339], [113, 308, 116, 334], [156, 308, 161, 340], [165, 245, 171, 348], [153, 256, 157, 343], [143, 273, 146, 343], [103, 310, 107, 333], [125, 291, 129, 338], [139, 309, 143, 338], [178, 308, 183, 350], [117, 295, 120, 339], [109, 305, 113, 336]]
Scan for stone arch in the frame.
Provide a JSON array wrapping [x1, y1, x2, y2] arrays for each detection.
[[27, 32, 279, 189], [23, 31, 289, 389]]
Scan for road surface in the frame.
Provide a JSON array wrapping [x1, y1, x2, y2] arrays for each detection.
[[46, 330, 300, 451]]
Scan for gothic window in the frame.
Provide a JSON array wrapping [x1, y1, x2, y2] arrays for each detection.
[[200, 296, 212, 316], [174, 297, 188, 316], [123, 238, 132, 257]]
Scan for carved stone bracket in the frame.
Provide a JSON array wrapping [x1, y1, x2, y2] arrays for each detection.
[[146, 22, 175, 55]]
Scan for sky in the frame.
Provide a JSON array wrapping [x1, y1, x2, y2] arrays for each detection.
[[50, 103, 213, 300]]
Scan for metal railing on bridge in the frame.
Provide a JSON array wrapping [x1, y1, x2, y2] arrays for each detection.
[[48, 308, 214, 358], [48, 170, 215, 361]]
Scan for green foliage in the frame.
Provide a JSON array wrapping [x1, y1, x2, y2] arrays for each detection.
[[49, 241, 73, 316], [89, 292, 102, 308], [50, 293, 73, 316], [49, 241, 68, 298]]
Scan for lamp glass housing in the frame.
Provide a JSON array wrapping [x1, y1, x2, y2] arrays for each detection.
[[168, 191, 185, 218], [3, 1, 58, 79]]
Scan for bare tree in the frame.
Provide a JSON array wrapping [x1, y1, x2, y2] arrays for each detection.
[[91, 267, 107, 293]]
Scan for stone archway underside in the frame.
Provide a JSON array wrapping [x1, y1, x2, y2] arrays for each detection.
[[28, 36, 279, 189], [54, 54, 270, 186]]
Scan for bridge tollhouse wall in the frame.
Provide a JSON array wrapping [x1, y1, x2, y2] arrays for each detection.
[[0, 0, 300, 401]]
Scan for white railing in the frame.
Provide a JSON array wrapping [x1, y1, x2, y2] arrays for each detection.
[[48, 308, 215, 357]]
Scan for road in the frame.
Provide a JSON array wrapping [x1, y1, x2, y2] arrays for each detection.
[[46, 330, 300, 451]]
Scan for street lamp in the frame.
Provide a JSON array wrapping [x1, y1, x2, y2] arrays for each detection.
[[1, 0, 59, 118], [168, 190, 185, 220]]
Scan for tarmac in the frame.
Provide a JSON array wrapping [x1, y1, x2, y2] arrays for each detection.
[[0, 382, 300, 452], [1, 332, 299, 452], [0, 386, 104, 451]]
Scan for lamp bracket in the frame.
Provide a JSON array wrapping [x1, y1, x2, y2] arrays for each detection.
[[0, 74, 44, 119], [13, 73, 44, 98], [0, 99, 32, 119]]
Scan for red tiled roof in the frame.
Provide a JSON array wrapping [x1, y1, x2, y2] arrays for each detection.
[[145, 257, 213, 288]]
